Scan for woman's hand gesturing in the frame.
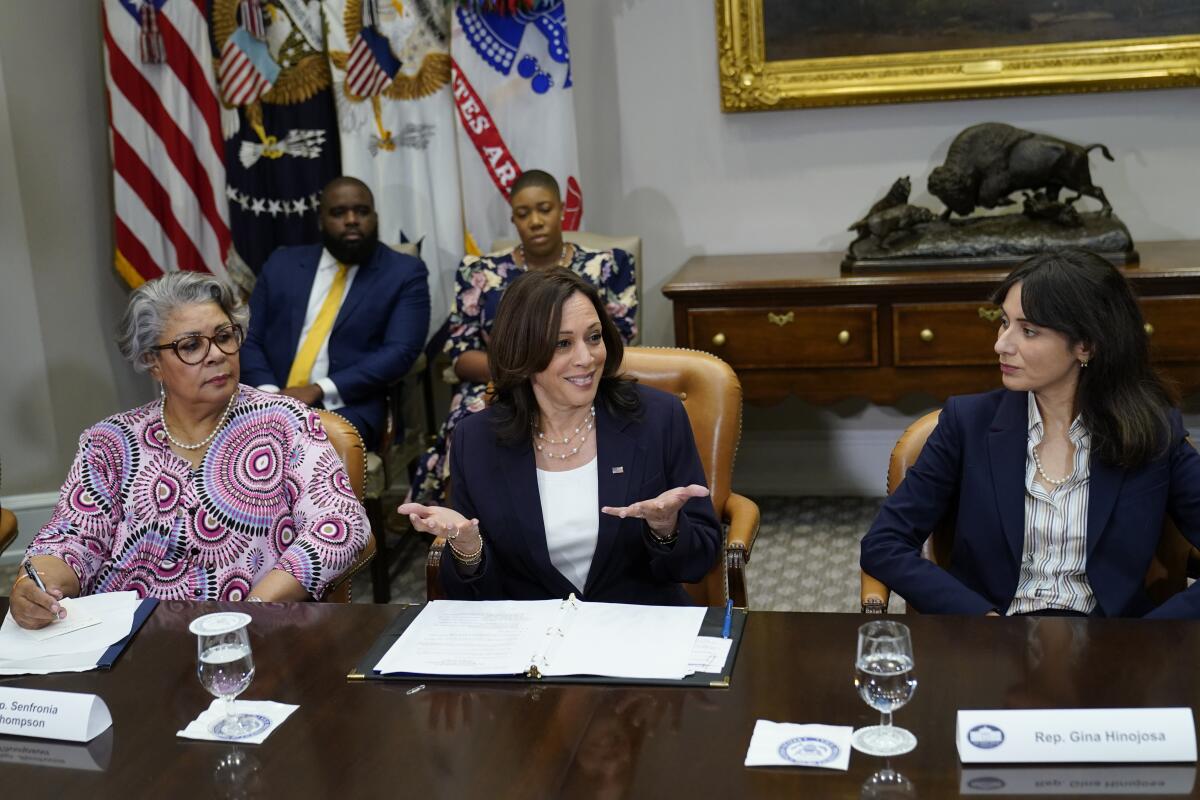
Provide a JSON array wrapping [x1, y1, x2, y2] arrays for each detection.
[[601, 484, 710, 539], [398, 502, 477, 539]]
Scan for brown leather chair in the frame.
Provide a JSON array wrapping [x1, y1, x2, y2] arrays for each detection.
[[860, 409, 1192, 614], [0, 508, 17, 558], [317, 410, 377, 603], [426, 346, 761, 607]]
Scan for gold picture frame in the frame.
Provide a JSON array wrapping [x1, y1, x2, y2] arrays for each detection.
[[717, 0, 1200, 112]]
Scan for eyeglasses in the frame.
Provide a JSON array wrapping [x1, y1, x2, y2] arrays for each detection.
[[152, 325, 244, 365]]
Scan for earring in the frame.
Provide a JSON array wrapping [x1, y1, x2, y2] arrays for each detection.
[[1079, 359, 1089, 368], [159, 381, 166, 399]]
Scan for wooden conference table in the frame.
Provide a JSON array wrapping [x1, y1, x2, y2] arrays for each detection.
[[1, 599, 1198, 798]]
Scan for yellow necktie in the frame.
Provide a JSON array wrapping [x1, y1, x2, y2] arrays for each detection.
[[286, 263, 348, 388]]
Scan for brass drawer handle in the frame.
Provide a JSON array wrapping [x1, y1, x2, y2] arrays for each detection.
[[837, 330, 850, 346], [920, 328, 935, 343], [978, 306, 1002, 322], [712, 332, 727, 347], [1145, 322, 1155, 336], [767, 311, 795, 327]]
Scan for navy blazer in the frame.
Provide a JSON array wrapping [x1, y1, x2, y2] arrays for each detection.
[[443, 384, 721, 605], [240, 243, 430, 446], [860, 389, 1200, 619]]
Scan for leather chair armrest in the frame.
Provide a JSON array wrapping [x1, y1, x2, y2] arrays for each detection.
[[723, 492, 759, 609], [723, 492, 759, 558], [324, 531, 376, 603], [0, 509, 17, 557], [426, 535, 448, 601], [860, 571, 891, 614]]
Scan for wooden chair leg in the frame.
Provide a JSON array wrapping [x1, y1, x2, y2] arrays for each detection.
[[366, 496, 390, 603]]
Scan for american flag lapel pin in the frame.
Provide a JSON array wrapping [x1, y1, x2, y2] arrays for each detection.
[[612, 466, 624, 474]]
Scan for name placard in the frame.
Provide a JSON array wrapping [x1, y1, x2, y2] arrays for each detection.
[[960, 766, 1197, 795], [958, 708, 1196, 764], [0, 687, 112, 743]]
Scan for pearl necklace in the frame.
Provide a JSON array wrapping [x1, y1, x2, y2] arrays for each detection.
[[518, 243, 570, 269], [1032, 443, 1071, 486], [535, 405, 595, 460], [162, 386, 238, 451]]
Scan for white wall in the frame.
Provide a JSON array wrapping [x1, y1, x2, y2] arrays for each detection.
[[568, 0, 1200, 495], [0, 3, 149, 557]]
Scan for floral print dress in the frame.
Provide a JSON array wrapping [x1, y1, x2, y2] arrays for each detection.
[[410, 245, 638, 505]]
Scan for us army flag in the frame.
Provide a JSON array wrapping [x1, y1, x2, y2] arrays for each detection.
[[450, 1, 583, 257]]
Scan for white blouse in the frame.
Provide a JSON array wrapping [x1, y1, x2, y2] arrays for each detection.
[[1007, 392, 1095, 615], [536, 456, 600, 593]]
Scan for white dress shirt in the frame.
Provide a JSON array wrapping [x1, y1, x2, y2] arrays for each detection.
[[537, 457, 600, 594], [257, 248, 358, 411], [1006, 392, 1096, 615]]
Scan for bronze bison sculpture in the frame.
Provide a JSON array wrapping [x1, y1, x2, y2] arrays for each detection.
[[928, 122, 1113, 219]]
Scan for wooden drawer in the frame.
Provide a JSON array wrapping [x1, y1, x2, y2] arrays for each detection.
[[1142, 296, 1200, 363], [894, 302, 1000, 366], [688, 305, 877, 368]]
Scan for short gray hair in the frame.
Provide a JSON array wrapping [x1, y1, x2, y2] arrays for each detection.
[[117, 272, 249, 373]]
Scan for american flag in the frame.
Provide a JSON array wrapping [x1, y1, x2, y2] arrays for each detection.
[[102, 0, 232, 287], [345, 26, 402, 99], [219, 27, 278, 108]]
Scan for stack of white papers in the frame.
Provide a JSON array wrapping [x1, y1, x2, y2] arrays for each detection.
[[0, 592, 142, 675], [374, 599, 706, 681]]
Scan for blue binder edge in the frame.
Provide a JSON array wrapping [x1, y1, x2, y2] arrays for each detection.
[[96, 597, 158, 670]]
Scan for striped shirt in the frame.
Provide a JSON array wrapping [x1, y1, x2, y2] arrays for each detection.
[[1006, 393, 1096, 615]]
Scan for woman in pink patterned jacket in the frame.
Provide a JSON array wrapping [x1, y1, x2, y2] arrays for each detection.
[[11, 272, 370, 629]]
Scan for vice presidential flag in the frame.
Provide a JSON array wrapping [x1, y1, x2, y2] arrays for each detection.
[[450, 0, 583, 255], [325, 0, 464, 338], [102, 0, 233, 287]]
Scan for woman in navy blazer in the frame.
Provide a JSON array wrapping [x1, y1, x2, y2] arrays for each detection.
[[861, 249, 1200, 618], [400, 269, 720, 605]]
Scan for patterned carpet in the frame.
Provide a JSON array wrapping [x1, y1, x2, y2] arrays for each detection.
[[2, 497, 887, 612], [355, 496, 886, 611]]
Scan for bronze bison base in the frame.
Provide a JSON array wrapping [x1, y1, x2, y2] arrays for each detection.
[[843, 210, 1135, 273]]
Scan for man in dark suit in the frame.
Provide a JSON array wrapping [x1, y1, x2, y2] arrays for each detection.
[[241, 176, 430, 447]]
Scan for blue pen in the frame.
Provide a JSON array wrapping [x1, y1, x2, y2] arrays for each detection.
[[721, 598, 733, 639]]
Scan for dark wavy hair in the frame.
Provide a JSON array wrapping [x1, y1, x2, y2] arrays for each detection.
[[487, 268, 639, 446], [992, 249, 1174, 468]]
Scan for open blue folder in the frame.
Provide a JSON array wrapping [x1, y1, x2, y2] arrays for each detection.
[[96, 598, 158, 670]]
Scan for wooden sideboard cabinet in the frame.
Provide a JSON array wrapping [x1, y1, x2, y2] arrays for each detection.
[[663, 241, 1200, 406]]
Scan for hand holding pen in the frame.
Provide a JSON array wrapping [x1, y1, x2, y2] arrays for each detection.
[[10, 559, 69, 630]]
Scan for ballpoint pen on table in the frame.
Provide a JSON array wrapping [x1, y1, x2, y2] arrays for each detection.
[[722, 599, 733, 639]]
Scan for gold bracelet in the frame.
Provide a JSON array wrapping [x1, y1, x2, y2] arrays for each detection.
[[649, 526, 679, 546], [448, 529, 484, 566]]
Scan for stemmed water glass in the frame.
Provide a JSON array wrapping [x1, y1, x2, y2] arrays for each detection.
[[852, 620, 918, 756], [190, 612, 267, 740]]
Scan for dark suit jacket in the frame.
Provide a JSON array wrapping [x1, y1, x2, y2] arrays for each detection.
[[860, 389, 1200, 619], [443, 384, 721, 605], [240, 243, 430, 447]]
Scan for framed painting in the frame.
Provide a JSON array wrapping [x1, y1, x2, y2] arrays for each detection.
[[716, 0, 1200, 111]]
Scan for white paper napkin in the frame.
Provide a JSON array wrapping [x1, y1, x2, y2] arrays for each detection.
[[176, 700, 298, 745], [744, 720, 854, 770]]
